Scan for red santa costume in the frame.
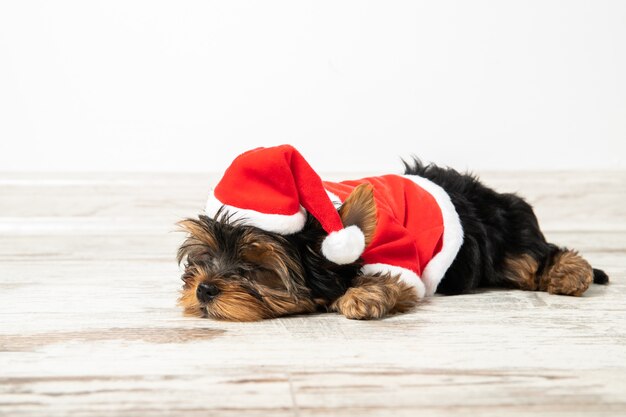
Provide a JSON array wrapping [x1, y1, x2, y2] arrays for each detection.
[[205, 145, 464, 297]]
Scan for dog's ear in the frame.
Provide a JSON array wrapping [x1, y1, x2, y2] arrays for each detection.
[[338, 183, 377, 246], [176, 217, 219, 264]]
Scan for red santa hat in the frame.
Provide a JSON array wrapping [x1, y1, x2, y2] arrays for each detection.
[[205, 145, 365, 265]]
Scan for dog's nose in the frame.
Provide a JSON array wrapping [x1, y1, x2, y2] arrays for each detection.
[[196, 283, 220, 303]]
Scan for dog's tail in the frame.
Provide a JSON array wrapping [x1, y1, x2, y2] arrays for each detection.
[[593, 268, 610, 285]]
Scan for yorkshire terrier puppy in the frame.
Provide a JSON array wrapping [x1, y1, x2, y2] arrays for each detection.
[[177, 146, 609, 321]]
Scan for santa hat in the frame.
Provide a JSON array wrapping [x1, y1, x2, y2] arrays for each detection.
[[205, 145, 365, 265]]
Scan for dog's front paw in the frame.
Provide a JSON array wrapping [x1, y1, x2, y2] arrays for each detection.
[[331, 287, 389, 320], [331, 274, 419, 320]]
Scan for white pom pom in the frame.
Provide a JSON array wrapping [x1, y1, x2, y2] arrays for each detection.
[[321, 225, 366, 264]]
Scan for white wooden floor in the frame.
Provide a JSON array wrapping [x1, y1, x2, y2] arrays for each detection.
[[1, 172, 625, 417]]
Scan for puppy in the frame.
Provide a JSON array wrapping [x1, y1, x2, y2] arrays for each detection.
[[177, 145, 609, 321]]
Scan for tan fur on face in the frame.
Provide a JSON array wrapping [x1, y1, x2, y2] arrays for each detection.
[[338, 183, 378, 246], [502, 250, 593, 296], [178, 265, 208, 318], [178, 264, 316, 322], [239, 233, 308, 295], [331, 273, 418, 320], [177, 215, 317, 321], [203, 281, 274, 322], [254, 286, 317, 318]]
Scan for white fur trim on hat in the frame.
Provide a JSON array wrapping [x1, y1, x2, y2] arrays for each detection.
[[205, 189, 307, 235], [361, 263, 426, 298], [403, 175, 464, 296], [321, 225, 365, 265]]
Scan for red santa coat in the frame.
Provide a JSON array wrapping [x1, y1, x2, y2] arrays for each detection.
[[323, 174, 464, 297], [205, 145, 464, 298]]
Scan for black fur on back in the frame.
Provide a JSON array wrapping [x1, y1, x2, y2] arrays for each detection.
[[403, 158, 571, 293]]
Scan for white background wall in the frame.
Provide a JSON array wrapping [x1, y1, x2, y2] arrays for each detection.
[[1, 1, 625, 173]]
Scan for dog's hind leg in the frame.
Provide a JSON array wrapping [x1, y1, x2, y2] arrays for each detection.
[[501, 247, 607, 296]]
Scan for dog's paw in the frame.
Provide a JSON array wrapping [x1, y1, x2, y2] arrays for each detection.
[[546, 272, 592, 296], [543, 251, 593, 296], [331, 287, 389, 320]]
